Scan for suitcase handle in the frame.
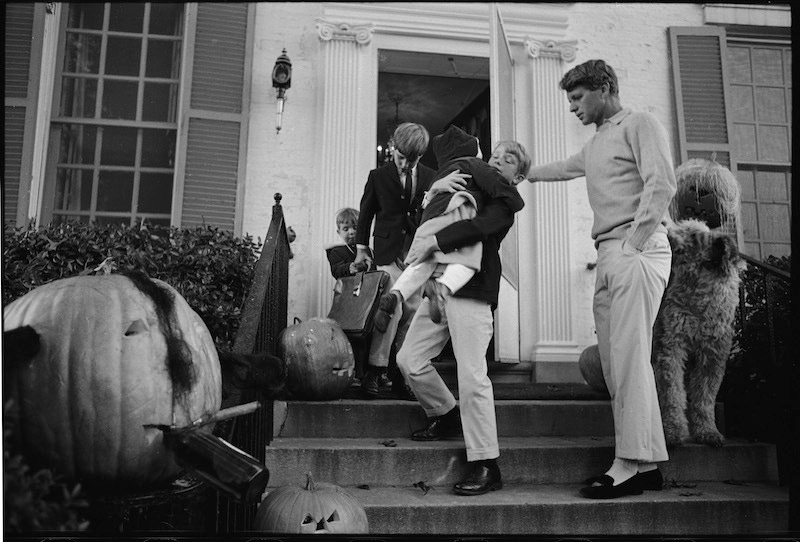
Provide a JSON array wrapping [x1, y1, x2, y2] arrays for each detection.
[[352, 271, 364, 297]]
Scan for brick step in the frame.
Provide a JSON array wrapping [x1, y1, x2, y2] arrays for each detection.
[[272, 399, 723, 439], [344, 481, 789, 535], [263, 436, 777, 488]]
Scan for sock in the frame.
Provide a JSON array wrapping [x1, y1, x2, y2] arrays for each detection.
[[638, 462, 657, 473], [604, 457, 638, 486]]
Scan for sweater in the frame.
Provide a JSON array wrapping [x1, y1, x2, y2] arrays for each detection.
[[527, 108, 676, 250]]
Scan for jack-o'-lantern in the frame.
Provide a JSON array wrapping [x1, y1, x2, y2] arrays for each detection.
[[254, 472, 368, 534], [578, 344, 607, 394], [2, 273, 222, 491], [278, 318, 354, 400]]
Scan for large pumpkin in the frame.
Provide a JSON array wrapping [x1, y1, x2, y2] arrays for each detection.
[[2, 273, 222, 490], [278, 318, 354, 400], [254, 472, 368, 534], [578, 344, 607, 393]]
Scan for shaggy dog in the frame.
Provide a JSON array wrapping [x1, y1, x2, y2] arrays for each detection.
[[652, 219, 746, 446]]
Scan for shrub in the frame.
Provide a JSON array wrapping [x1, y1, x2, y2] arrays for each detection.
[[2, 222, 261, 350]]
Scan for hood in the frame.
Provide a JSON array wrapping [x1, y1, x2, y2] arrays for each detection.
[[432, 125, 479, 167]]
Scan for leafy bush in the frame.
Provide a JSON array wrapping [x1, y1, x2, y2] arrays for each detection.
[[3, 222, 261, 350]]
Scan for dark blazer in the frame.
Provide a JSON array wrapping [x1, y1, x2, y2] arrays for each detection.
[[355, 162, 437, 266], [326, 245, 374, 279], [435, 192, 523, 309]]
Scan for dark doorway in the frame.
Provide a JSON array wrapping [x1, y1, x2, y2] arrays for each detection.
[[376, 50, 490, 170]]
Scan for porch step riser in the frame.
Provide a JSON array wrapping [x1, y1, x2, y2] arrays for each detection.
[[273, 400, 724, 439], [263, 437, 777, 488], [357, 483, 789, 535]]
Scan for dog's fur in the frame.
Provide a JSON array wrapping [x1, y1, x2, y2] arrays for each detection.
[[652, 219, 746, 446]]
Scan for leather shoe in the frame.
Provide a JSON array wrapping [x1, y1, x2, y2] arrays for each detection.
[[373, 292, 398, 333], [579, 473, 644, 499], [361, 369, 381, 397], [411, 408, 461, 441], [453, 460, 502, 496], [584, 468, 663, 491], [424, 279, 447, 325]]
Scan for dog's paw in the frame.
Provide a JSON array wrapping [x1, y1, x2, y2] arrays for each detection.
[[662, 418, 689, 447], [692, 427, 725, 447]]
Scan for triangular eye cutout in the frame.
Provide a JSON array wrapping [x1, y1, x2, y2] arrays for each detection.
[[302, 514, 314, 525], [125, 319, 148, 336], [316, 518, 326, 531], [327, 510, 340, 523]]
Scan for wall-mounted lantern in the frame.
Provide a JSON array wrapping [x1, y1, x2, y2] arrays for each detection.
[[272, 49, 292, 133]]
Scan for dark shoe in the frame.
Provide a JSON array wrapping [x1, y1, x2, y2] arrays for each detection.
[[373, 292, 398, 333], [424, 279, 447, 325], [453, 459, 502, 496], [392, 381, 416, 401], [583, 468, 663, 491], [361, 369, 380, 397], [579, 473, 644, 499], [411, 408, 461, 441], [378, 372, 392, 388]]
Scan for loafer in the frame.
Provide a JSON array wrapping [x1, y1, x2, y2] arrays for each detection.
[[583, 468, 663, 491], [453, 460, 502, 496], [373, 292, 398, 333], [361, 370, 380, 397], [411, 408, 461, 441], [579, 473, 644, 499]]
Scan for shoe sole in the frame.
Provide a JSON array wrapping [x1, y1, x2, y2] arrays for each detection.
[[410, 432, 462, 442], [453, 481, 503, 496], [583, 471, 663, 491]]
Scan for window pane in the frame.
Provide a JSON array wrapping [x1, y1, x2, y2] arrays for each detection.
[[756, 87, 787, 123], [784, 49, 792, 82], [139, 173, 174, 213], [95, 215, 131, 227], [97, 171, 134, 212], [757, 126, 790, 162], [58, 125, 98, 165], [143, 83, 177, 122], [731, 86, 754, 122], [66, 3, 104, 30], [109, 3, 144, 34], [141, 129, 175, 167], [727, 46, 752, 84], [53, 214, 91, 226], [753, 48, 784, 85], [64, 32, 101, 74], [54, 169, 93, 211], [146, 39, 180, 78], [733, 124, 757, 161], [758, 203, 791, 240], [60, 78, 98, 118], [150, 4, 183, 36], [741, 201, 758, 239], [100, 127, 137, 166], [737, 169, 755, 199], [102, 80, 138, 119], [105, 37, 142, 76], [142, 217, 171, 227], [756, 171, 789, 201]]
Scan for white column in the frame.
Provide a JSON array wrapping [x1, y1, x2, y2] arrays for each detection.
[[520, 38, 582, 363], [310, 21, 376, 319]]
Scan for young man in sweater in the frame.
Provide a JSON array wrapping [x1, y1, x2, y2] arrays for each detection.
[[523, 59, 677, 499]]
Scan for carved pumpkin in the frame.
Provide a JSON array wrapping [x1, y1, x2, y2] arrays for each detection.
[[578, 344, 607, 394], [2, 273, 222, 490], [278, 318, 354, 400], [254, 472, 368, 534]]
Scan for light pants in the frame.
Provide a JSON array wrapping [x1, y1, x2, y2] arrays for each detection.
[[594, 232, 671, 463], [392, 260, 475, 301], [367, 261, 422, 367], [396, 295, 499, 462]]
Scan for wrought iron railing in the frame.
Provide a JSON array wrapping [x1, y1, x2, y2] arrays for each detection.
[[726, 253, 791, 485], [217, 193, 291, 532]]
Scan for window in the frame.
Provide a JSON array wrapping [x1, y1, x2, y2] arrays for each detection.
[[47, 3, 184, 227], [727, 40, 791, 259]]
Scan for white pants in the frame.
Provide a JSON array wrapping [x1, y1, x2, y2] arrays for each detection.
[[594, 233, 671, 463], [367, 261, 422, 367], [392, 260, 475, 301], [396, 295, 499, 462]]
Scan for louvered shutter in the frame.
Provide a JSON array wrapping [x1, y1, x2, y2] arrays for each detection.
[[668, 26, 735, 169], [178, 3, 252, 232], [4, 3, 36, 224]]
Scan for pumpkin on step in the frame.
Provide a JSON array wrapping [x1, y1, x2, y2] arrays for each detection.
[[578, 344, 607, 394], [2, 273, 222, 491], [254, 472, 368, 534], [278, 318, 354, 400]]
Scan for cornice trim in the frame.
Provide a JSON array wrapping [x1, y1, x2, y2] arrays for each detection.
[[316, 19, 374, 45], [524, 38, 578, 62]]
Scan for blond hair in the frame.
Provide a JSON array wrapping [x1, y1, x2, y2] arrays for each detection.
[[391, 123, 430, 161], [335, 207, 359, 228], [494, 140, 532, 177]]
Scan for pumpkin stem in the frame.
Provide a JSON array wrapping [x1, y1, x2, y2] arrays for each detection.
[[305, 471, 315, 491]]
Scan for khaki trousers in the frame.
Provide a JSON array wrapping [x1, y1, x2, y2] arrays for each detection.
[[594, 232, 671, 462], [396, 295, 499, 461]]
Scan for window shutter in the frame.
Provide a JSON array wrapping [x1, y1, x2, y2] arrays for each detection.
[[4, 3, 36, 224], [668, 26, 735, 169], [179, 3, 252, 232]]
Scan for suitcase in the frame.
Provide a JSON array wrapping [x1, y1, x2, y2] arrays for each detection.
[[326, 270, 390, 338]]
